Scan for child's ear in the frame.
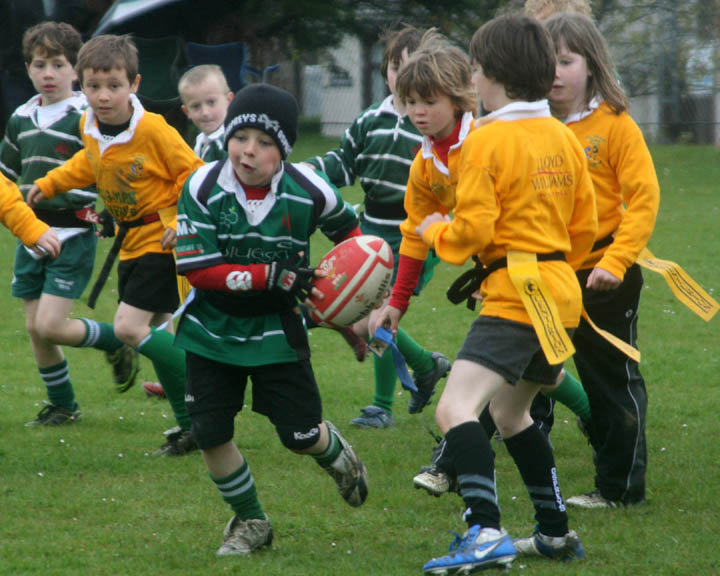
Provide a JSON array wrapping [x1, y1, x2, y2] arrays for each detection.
[[130, 74, 141, 94], [181, 104, 189, 118], [226, 91, 234, 104]]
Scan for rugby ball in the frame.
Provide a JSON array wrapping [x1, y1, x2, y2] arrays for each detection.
[[308, 235, 394, 328]]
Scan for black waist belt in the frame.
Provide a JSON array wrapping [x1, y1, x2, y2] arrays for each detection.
[[592, 234, 614, 252], [200, 290, 310, 360], [87, 212, 161, 309], [33, 208, 94, 229], [447, 251, 567, 311], [364, 197, 407, 221]]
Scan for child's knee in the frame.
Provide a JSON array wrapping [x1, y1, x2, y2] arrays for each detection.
[[192, 411, 234, 450], [435, 398, 453, 434], [275, 423, 322, 452], [490, 402, 531, 438], [33, 316, 64, 342], [112, 317, 143, 346], [25, 316, 40, 340]]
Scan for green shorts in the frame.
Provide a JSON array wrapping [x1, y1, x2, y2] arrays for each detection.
[[11, 229, 97, 300], [360, 213, 439, 295]]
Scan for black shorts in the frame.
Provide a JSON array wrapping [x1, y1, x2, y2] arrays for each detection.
[[185, 350, 323, 436], [117, 252, 179, 313], [456, 316, 572, 385]]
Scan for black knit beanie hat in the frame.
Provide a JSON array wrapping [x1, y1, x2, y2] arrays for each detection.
[[224, 84, 298, 159]]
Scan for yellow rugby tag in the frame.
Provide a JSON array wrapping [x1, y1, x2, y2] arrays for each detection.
[[506, 251, 575, 365], [581, 308, 641, 362], [637, 248, 718, 322]]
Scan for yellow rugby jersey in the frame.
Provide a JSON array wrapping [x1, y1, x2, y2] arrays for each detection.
[[423, 102, 597, 327], [35, 96, 203, 260], [566, 101, 659, 280], [399, 112, 476, 261], [0, 174, 49, 246]]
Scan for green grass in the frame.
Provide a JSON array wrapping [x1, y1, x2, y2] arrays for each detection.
[[0, 142, 719, 575]]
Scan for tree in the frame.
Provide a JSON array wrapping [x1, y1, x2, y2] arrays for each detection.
[[325, 0, 513, 108], [597, 0, 718, 141]]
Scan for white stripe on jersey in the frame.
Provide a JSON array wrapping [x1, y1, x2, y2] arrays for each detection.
[[359, 176, 408, 192], [17, 128, 83, 147], [183, 313, 286, 343], [356, 152, 414, 166]]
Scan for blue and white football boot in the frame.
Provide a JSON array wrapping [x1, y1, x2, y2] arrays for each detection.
[[423, 525, 516, 574]]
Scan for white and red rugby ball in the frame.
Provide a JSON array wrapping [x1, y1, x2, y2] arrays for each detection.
[[308, 235, 394, 328]]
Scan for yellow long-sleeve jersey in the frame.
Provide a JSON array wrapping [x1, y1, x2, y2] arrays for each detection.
[[399, 112, 476, 261], [35, 98, 203, 260], [0, 174, 49, 246], [423, 106, 597, 327], [566, 102, 659, 280]]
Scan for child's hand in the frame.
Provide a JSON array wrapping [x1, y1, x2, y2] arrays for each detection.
[[161, 227, 177, 249], [586, 267, 621, 291], [373, 304, 403, 337], [26, 184, 47, 207], [34, 229, 61, 259], [304, 267, 327, 310], [416, 212, 450, 237], [97, 209, 116, 238], [267, 251, 319, 305]]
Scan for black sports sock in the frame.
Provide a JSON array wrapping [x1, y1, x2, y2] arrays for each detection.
[[504, 424, 569, 536], [446, 421, 500, 530]]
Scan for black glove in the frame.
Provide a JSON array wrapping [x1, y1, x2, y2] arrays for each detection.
[[97, 209, 116, 238], [267, 255, 315, 301]]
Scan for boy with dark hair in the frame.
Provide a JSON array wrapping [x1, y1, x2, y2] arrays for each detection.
[[27, 34, 204, 452], [174, 83, 368, 555], [307, 25, 451, 428], [418, 14, 597, 573], [0, 22, 138, 426]]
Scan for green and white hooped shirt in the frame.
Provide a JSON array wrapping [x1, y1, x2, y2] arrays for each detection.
[[307, 95, 422, 227], [0, 92, 96, 211]]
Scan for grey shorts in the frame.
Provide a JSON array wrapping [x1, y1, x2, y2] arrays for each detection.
[[456, 315, 571, 385]]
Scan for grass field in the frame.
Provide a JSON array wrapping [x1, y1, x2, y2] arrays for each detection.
[[0, 139, 718, 575]]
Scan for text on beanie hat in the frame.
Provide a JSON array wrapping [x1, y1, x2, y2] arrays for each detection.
[[224, 84, 298, 159]]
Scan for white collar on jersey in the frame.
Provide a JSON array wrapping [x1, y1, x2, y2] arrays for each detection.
[[83, 93, 145, 153], [376, 94, 399, 116], [15, 91, 87, 119], [195, 124, 225, 155], [216, 158, 283, 227], [420, 110, 475, 176], [478, 99, 552, 124], [563, 97, 602, 125]]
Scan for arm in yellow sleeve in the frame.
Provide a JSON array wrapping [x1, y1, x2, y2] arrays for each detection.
[[399, 156, 444, 261], [0, 176, 50, 246], [35, 148, 95, 199], [422, 154, 498, 266], [599, 116, 660, 280], [166, 132, 204, 202]]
